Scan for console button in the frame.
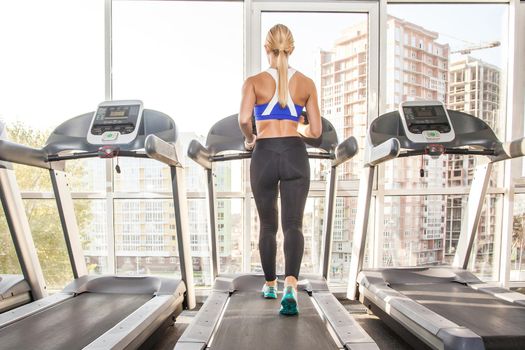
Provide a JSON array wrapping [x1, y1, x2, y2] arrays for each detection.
[[102, 131, 119, 141]]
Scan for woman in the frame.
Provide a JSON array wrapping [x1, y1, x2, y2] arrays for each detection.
[[238, 24, 322, 316]]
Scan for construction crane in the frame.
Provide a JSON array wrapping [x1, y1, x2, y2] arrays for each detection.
[[450, 41, 501, 55]]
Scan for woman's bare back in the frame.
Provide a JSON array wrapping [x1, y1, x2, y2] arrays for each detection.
[[250, 70, 316, 139]]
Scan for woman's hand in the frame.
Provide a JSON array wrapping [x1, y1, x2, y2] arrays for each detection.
[[244, 134, 257, 150], [297, 122, 308, 137]]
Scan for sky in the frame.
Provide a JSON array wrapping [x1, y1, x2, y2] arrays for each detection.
[[261, 12, 367, 78], [0, 1, 510, 136]]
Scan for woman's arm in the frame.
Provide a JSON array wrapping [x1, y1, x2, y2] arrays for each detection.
[[239, 78, 257, 147], [298, 79, 322, 139]]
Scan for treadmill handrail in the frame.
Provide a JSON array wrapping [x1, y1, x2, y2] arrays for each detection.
[[365, 137, 400, 166], [145, 134, 181, 167], [187, 139, 213, 170], [187, 135, 359, 169], [332, 136, 358, 167], [0, 139, 51, 169], [492, 136, 525, 162]]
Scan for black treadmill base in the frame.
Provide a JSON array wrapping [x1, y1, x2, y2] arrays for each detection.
[[0, 293, 151, 350], [210, 290, 339, 350], [139, 301, 184, 350], [362, 296, 431, 350], [363, 294, 525, 350]]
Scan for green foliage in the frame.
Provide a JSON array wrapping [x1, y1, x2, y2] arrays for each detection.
[[0, 209, 22, 274], [0, 122, 93, 291], [512, 213, 525, 264]]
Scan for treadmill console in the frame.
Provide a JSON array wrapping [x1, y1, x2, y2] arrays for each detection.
[[399, 101, 455, 143], [87, 100, 144, 145]]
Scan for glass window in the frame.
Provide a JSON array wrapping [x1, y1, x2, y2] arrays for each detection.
[[6, 125, 53, 193], [217, 198, 243, 274], [330, 197, 364, 285], [469, 194, 502, 281], [179, 133, 207, 193], [0, 202, 22, 274], [188, 198, 212, 287], [511, 193, 525, 281], [25, 199, 74, 293], [114, 158, 172, 193], [381, 194, 502, 281], [114, 199, 182, 279], [112, 0, 242, 136], [112, 2, 243, 285], [0, 1, 105, 192], [67, 159, 107, 193], [215, 161, 243, 193], [385, 4, 508, 190], [260, 12, 369, 182], [75, 200, 109, 275]]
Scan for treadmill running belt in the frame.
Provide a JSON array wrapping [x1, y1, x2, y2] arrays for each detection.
[[392, 282, 525, 350], [210, 291, 339, 350], [0, 292, 151, 350]]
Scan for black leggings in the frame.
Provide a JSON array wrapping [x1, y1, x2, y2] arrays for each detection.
[[250, 136, 310, 281]]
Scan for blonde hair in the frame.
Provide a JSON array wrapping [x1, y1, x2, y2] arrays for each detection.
[[265, 24, 294, 108]]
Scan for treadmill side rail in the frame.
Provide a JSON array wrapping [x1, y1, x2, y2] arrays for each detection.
[[175, 291, 230, 350], [312, 292, 378, 350], [0, 292, 72, 328], [84, 294, 181, 350], [0, 291, 32, 314], [358, 271, 485, 350]]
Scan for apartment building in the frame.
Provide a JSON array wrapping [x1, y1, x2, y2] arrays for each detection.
[[320, 16, 449, 271]]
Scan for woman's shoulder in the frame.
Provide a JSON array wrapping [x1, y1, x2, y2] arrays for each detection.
[[244, 72, 272, 88], [247, 71, 272, 80], [291, 70, 315, 87]]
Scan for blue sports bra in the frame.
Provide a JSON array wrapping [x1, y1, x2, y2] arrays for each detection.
[[253, 68, 304, 122]]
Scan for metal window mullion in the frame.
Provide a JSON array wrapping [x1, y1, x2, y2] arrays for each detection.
[[106, 158, 116, 274], [387, 0, 510, 4], [500, 0, 525, 287], [104, 0, 112, 101]]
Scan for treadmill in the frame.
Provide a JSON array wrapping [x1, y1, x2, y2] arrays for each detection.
[[0, 121, 47, 313], [347, 100, 525, 350], [176, 114, 378, 350], [0, 100, 196, 349]]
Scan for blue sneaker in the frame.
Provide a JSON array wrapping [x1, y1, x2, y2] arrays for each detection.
[[280, 286, 299, 315], [262, 283, 278, 299]]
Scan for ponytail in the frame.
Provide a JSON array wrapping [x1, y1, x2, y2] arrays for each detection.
[[276, 50, 288, 108], [265, 24, 294, 108]]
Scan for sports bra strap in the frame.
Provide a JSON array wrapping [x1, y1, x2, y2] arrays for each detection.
[[261, 68, 299, 117]]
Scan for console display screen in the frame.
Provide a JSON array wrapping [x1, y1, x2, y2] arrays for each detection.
[[402, 105, 451, 134], [91, 104, 141, 136], [108, 110, 127, 119], [95, 105, 140, 122], [403, 105, 447, 120]]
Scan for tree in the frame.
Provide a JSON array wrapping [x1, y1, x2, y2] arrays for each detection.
[[512, 212, 525, 272], [0, 122, 92, 290]]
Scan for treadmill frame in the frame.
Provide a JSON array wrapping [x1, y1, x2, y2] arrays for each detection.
[[346, 108, 525, 350], [178, 115, 378, 350], [0, 109, 196, 349], [0, 122, 47, 311]]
